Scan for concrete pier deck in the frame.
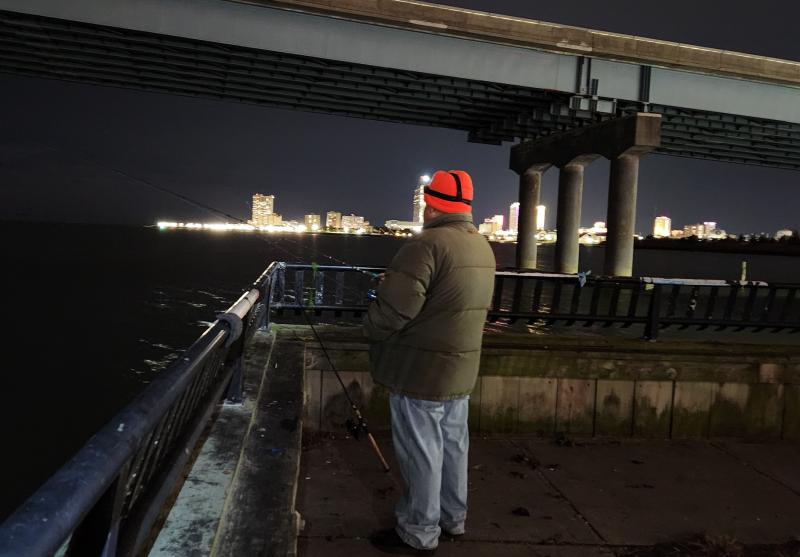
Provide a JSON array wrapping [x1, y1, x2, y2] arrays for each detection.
[[297, 435, 800, 556], [152, 326, 800, 556]]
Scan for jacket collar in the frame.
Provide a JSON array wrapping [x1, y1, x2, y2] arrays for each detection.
[[423, 212, 474, 229]]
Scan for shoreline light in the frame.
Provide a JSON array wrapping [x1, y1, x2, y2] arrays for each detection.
[[157, 221, 255, 231]]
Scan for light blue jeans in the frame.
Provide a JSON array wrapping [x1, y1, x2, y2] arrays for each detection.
[[389, 394, 469, 550]]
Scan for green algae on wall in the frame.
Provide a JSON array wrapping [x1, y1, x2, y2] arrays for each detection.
[[633, 381, 673, 437], [555, 379, 595, 435], [709, 383, 783, 438], [782, 385, 800, 440], [671, 382, 714, 438], [518, 377, 557, 435], [595, 380, 634, 436]]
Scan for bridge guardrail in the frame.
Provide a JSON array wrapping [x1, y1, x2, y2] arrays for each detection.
[[270, 264, 800, 339], [0, 263, 277, 557]]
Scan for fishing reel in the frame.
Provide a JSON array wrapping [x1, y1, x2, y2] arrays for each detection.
[[345, 414, 370, 440]]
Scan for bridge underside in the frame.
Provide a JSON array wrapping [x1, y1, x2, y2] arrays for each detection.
[[2, 10, 800, 170]]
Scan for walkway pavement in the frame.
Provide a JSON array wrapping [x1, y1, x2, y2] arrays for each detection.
[[296, 434, 800, 556]]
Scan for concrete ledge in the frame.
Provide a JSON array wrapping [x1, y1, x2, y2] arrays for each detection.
[[150, 330, 280, 556], [214, 333, 305, 556], [296, 326, 800, 440]]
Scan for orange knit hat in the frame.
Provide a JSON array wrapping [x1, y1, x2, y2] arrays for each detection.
[[424, 170, 473, 213]]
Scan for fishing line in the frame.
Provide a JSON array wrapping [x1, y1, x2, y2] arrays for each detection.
[[23, 142, 382, 284], [31, 142, 392, 471]]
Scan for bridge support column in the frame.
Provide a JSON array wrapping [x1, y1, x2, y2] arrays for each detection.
[[516, 167, 545, 269], [554, 163, 585, 274], [604, 154, 640, 277], [510, 113, 661, 275]]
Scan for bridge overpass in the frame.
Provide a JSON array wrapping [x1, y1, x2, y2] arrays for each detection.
[[1, 0, 799, 274]]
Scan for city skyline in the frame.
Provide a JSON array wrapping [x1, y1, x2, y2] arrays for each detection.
[[180, 188, 795, 238], [159, 188, 795, 241]]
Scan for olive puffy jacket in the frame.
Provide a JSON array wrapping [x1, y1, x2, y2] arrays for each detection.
[[363, 212, 496, 400]]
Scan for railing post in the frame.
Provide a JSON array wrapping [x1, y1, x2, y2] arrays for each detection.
[[334, 271, 345, 306], [221, 285, 263, 404], [275, 264, 286, 305], [223, 346, 246, 404], [643, 283, 662, 340], [223, 304, 251, 404], [314, 269, 325, 306], [255, 276, 272, 330], [294, 270, 305, 310], [65, 464, 130, 557]]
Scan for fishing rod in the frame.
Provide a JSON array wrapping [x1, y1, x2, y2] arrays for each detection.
[[25, 142, 383, 282], [36, 143, 392, 472], [303, 308, 390, 472]]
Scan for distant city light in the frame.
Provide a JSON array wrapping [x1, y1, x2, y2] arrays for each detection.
[[157, 221, 254, 231]]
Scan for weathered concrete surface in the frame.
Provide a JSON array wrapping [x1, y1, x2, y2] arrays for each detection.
[[297, 435, 610, 556], [713, 441, 800, 494], [297, 436, 800, 556], [213, 334, 305, 556], [525, 439, 800, 546], [300, 326, 800, 439], [150, 330, 276, 557], [150, 408, 252, 557]]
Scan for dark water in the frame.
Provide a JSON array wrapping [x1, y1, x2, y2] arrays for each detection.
[[2, 222, 799, 519]]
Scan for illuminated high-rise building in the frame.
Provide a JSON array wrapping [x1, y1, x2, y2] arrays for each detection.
[[536, 205, 546, 231], [683, 221, 724, 240], [341, 214, 369, 231], [492, 214, 504, 231], [412, 175, 430, 223], [263, 213, 282, 226], [251, 193, 274, 227], [326, 211, 342, 230], [304, 214, 321, 231], [509, 202, 520, 234], [653, 216, 672, 238], [479, 218, 498, 236]]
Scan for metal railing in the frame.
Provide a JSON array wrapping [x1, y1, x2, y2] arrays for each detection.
[[3, 261, 799, 557], [270, 264, 800, 339], [0, 263, 277, 557]]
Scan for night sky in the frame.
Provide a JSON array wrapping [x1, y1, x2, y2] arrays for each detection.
[[1, 0, 799, 235]]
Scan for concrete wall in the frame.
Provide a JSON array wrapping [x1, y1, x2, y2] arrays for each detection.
[[300, 328, 800, 440]]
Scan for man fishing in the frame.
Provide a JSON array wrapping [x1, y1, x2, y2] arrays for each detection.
[[364, 170, 496, 554]]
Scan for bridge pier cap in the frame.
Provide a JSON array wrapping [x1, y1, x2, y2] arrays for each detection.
[[510, 113, 661, 174]]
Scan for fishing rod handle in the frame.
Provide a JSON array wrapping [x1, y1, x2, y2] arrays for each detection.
[[367, 433, 391, 473]]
